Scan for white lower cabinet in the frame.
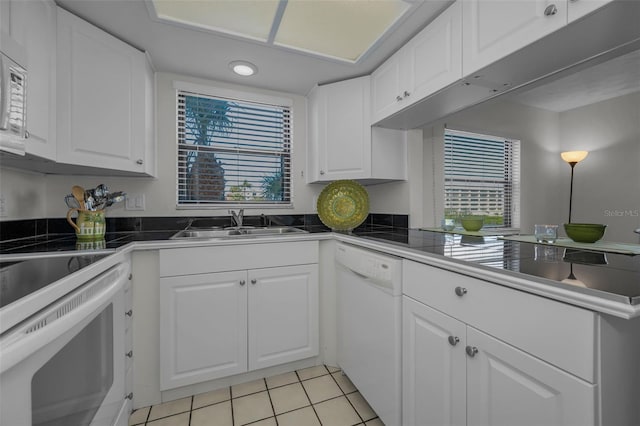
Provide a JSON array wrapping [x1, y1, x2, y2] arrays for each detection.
[[403, 296, 466, 426], [466, 327, 595, 426], [160, 270, 248, 389], [402, 260, 597, 426], [159, 242, 319, 391], [403, 297, 595, 426]]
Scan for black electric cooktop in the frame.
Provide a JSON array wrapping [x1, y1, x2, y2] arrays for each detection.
[[0, 253, 110, 309]]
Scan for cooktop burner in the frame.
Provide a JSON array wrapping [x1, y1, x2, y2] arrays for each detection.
[[0, 254, 110, 309]]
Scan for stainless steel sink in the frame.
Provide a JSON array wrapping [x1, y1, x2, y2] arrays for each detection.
[[170, 226, 307, 240]]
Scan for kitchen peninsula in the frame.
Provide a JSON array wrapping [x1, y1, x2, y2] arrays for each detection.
[[2, 219, 639, 425]]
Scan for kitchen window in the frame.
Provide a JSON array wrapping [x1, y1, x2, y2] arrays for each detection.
[[444, 129, 520, 228], [176, 83, 292, 207]]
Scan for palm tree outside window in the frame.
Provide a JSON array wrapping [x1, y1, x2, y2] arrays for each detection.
[[176, 90, 292, 207]]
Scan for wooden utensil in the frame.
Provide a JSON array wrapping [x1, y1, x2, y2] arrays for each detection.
[[72, 185, 86, 209]]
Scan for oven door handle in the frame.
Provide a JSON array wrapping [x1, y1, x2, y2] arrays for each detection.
[[0, 264, 128, 374]]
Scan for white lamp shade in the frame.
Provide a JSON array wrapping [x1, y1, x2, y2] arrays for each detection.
[[561, 150, 589, 164]]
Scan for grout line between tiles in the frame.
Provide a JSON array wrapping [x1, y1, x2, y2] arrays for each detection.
[[295, 368, 324, 426], [135, 365, 381, 426], [263, 378, 280, 426]]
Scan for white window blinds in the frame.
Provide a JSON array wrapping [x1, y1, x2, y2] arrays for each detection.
[[177, 90, 292, 207], [444, 129, 520, 228]]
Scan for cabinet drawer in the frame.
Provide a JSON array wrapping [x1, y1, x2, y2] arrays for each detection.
[[403, 260, 596, 382], [160, 241, 319, 277]]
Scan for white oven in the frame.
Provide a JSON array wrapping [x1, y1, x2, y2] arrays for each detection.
[[0, 261, 131, 426]]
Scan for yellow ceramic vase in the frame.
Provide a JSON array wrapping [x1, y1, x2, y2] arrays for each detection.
[[66, 208, 106, 240]]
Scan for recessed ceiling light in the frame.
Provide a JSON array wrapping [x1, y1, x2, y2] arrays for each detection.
[[229, 61, 258, 76]]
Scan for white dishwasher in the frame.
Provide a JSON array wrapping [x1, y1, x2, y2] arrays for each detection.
[[336, 242, 402, 426]]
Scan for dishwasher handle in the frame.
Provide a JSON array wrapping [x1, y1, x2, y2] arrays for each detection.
[[338, 263, 396, 292]]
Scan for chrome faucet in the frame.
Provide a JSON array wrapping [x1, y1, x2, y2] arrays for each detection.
[[230, 209, 244, 228]]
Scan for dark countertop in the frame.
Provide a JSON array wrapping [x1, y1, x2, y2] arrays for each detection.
[[1, 226, 639, 305]]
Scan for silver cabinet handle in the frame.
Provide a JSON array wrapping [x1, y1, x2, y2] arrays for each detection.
[[466, 346, 478, 357], [126, 350, 133, 358], [125, 392, 133, 400], [136, 159, 144, 165], [403, 90, 411, 97], [251, 279, 257, 284], [396, 95, 403, 102], [454, 287, 467, 297], [125, 310, 133, 317], [128, 273, 133, 280], [24, 130, 30, 139], [544, 4, 558, 16], [448, 336, 460, 346], [240, 280, 246, 286]]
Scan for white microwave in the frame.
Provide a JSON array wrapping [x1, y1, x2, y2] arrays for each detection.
[[0, 51, 27, 156]]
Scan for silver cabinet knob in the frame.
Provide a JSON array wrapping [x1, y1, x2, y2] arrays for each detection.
[[136, 159, 144, 165], [396, 95, 403, 102], [126, 350, 133, 358], [319, 170, 325, 175], [128, 273, 133, 280], [403, 90, 411, 97], [251, 279, 257, 284], [454, 287, 467, 297], [544, 4, 558, 16], [25, 130, 30, 139], [448, 336, 460, 346], [466, 346, 478, 357], [125, 392, 133, 400], [240, 280, 246, 286], [125, 310, 133, 317]]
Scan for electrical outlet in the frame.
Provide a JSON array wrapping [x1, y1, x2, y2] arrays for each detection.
[[125, 193, 146, 211], [0, 195, 6, 217]]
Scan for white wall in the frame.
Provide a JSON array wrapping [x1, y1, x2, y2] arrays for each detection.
[[558, 92, 640, 243], [419, 92, 640, 243], [43, 72, 325, 219], [0, 167, 47, 220], [420, 99, 563, 233], [1, 72, 408, 223]]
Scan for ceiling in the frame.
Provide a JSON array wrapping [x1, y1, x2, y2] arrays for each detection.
[[509, 48, 640, 112], [56, 0, 453, 95]]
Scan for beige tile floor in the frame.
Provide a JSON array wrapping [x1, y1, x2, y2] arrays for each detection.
[[129, 365, 385, 426]]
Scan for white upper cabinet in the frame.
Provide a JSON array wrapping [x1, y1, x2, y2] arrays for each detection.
[[4, 0, 57, 160], [308, 76, 371, 181], [370, 50, 404, 125], [56, 7, 156, 176], [462, 0, 567, 76], [567, 0, 613, 22], [307, 75, 406, 183], [371, 1, 462, 125]]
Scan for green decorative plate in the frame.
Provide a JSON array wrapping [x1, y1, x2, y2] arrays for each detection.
[[317, 180, 369, 231]]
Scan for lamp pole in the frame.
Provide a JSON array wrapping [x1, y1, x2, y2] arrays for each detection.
[[568, 161, 577, 224]]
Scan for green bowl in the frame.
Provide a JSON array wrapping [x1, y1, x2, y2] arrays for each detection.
[[461, 216, 484, 232], [563, 223, 606, 243]]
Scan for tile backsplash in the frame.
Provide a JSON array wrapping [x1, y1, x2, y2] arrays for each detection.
[[0, 214, 408, 242]]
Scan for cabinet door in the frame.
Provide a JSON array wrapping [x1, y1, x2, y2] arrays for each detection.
[[314, 76, 371, 181], [466, 327, 596, 426], [7, 0, 57, 159], [403, 1, 462, 108], [371, 51, 403, 124], [462, 0, 567, 76], [159, 271, 248, 390], [56, 7, 150, 174], [402, 296, 466, 426], [248, 264, 319, 370], [568, 0, 612, 22]]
